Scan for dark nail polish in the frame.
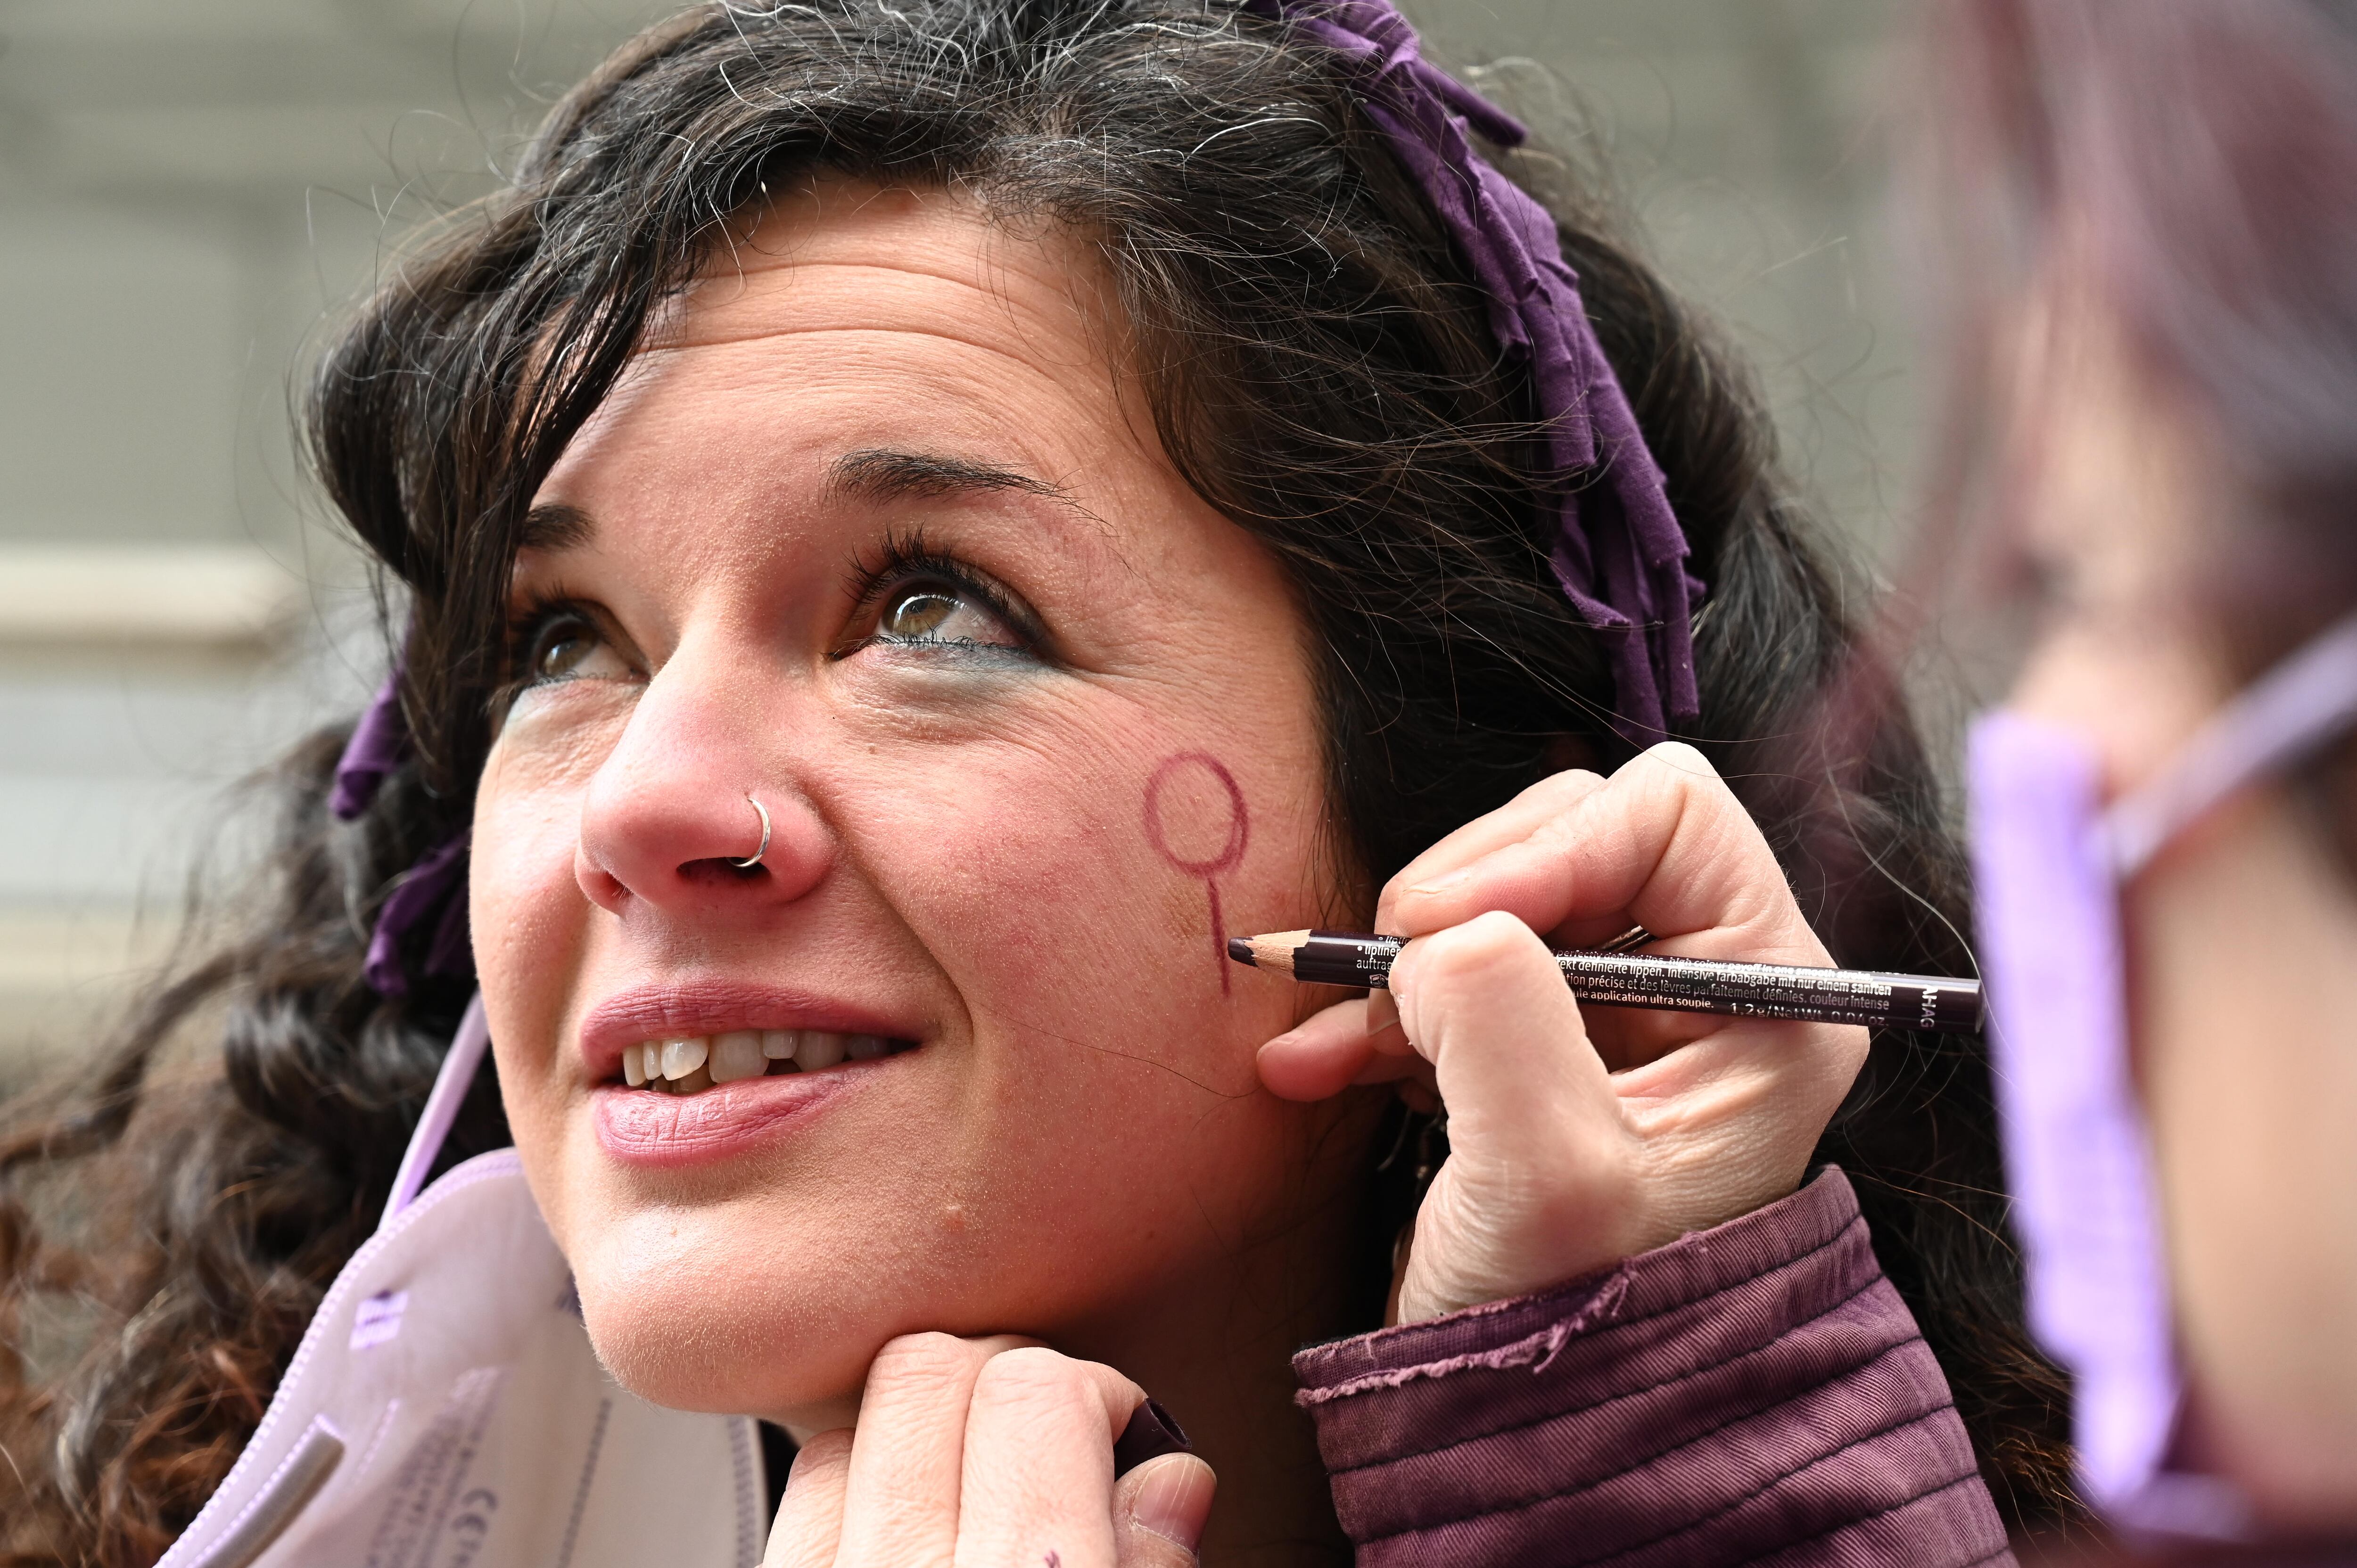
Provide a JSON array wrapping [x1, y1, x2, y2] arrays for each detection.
[[1112, 1396, 1192, 1475]]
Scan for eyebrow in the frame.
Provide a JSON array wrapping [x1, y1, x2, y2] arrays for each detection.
[[512, 449, 1072, 554], [826, 448, 1071, 506], [519, 502, 595, 551]]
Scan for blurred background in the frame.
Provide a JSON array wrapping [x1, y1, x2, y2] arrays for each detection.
[[0, 0, 1918, 1078]]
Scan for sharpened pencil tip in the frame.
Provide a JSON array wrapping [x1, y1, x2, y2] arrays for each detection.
[[1226, 937, 1257, 967]]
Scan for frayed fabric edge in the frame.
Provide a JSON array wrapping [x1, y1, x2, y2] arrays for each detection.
[[1296, 1268, 1632, 1406]]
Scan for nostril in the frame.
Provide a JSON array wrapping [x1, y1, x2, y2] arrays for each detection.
[[679, 856, 768, 886]]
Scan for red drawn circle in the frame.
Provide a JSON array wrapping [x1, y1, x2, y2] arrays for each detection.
[[1143, 752, 1248, 877]]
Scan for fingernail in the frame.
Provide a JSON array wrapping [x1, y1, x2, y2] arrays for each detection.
[[1112, 1397, 1192, 1475], [1128, 1453, 1217, 1552], [1409, 869, 1470, 895]]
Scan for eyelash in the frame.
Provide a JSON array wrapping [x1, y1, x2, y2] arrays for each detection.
[[835, 529, 1040, 659], [499, 593, 611, 702], [497, 534, 1038, 694]]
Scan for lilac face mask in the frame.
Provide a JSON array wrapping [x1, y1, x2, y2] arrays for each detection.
[[156, 1001, 769, 1568], [1969, 608, 2357, 1539]]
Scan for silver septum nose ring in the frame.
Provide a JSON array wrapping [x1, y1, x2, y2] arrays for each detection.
[[730, 794, 772, 870]]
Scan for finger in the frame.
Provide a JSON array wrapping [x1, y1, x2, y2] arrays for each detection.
[[832, 1331, 1028, 1568], [1256, 997, 1376, 1100], [953, 1349, 1146, 1568], [1114, 1453, 1217, 1567], [765, 1428, 852, 1568], [1374, 768, 1609, 932], [1259, 995, 1435, 1100], [1390, 744, 1829, 965], [1354, 988, 1436, 1089], [1360, 987, 1412, 1056], [1392, 913, 1619, 1155], [1389, 912, 1643, 1314]]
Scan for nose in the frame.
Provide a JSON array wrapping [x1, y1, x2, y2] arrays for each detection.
[[574, 656, 831, 917]]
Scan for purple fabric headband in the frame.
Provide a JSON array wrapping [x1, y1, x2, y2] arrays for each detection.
[[336, 0, 1701, 995], [334, 674, 471, 996], [1245, 0, 1703, 739]]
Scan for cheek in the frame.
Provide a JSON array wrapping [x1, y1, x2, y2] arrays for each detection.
[[864, 731, 1312, 1075], [2012, 624, 2227, 796], [471, 727, 610, 1208]]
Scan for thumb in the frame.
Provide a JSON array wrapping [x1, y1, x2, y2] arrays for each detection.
[[1114, 1453, 1216, 1566], [1391, 912, 1623, 1183], [1391, 912, 1641, 1321]]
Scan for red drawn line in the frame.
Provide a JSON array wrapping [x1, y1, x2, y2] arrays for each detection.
[[1144, 752, 1250, 992], [1206, 881, 1229, 996]]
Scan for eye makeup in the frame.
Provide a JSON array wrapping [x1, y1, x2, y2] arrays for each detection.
[[832, 529, 1048, 662]]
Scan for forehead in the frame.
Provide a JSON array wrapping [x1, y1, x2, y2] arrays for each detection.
[[2011, 274, 2213, 603], [652, 181, 1115, 375], [544, 180, 1149, 506]]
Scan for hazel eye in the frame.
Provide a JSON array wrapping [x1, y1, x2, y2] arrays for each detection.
[[536, 625, 593, 679], [873, 578, 1021, 648], [521, 609, 631, 685]]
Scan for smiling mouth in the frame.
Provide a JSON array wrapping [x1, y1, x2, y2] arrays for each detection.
[[619, 1030, 919, 1095]]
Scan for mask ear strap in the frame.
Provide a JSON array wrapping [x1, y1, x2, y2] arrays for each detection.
[[2106, 609, 2357, 878], [379, 993, 492, 1231]]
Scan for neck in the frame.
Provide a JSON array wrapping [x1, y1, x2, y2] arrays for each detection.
[[1057, 1172, 1379, 1565]]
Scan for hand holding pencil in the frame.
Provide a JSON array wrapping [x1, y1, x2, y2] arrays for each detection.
[[1252, 743, 1875, 1325]]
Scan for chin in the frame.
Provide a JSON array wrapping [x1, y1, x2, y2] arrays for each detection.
[[565, 1209, 903, 1424], [560, 1188, 1042, 1428]]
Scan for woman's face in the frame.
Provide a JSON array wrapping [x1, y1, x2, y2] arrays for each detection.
[[2005, 289, 2357, 1523], [472, 182, 1361, 1428]]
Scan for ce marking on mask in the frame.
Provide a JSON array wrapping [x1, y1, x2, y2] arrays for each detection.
[[1143, 752, 1250, 994], [446, 1488, 497, 1566]]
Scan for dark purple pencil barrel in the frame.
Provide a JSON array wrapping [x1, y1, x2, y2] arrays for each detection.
[[1249, 930, 1983, 1035]]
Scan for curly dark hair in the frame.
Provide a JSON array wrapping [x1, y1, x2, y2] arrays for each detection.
[[0, 2, 2075, 1560]]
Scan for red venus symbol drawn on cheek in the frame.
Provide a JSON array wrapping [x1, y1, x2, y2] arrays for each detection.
[[1143, 751, 1250, 993]]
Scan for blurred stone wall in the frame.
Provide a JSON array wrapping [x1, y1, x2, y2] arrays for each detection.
[[0, 0, 1919, 1078]]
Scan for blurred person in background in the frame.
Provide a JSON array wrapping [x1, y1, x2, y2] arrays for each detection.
[[1932, 0, 2357, 1559]]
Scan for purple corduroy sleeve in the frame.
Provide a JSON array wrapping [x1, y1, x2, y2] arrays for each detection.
[[1294, 1167, 2015, 1567]]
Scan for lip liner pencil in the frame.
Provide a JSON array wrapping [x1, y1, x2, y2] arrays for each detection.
[[1228, 929, 1983, 1035]]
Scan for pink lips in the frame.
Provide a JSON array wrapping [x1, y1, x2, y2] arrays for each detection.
[[579, 980, 922, 1168]]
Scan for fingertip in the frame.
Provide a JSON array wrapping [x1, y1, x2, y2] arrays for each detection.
[[1256, 1027, 1370, 1100], [1254, 999, 1378, 1100], [1117, 1453, 1217, 1560]]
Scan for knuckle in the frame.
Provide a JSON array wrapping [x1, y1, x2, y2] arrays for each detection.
[[864, 1330, 978, 1398], [1642, 740, 1718, 779], [973, 1344, 1077, 1394], [1528, 765, 1607, 804], [1418, 911, 1537, 978], [788, 1426, 853, 1474], [971, 1346, 1095, 1415]]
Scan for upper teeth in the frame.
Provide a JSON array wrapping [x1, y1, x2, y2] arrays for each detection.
[[618, 1030, 899, 1091]]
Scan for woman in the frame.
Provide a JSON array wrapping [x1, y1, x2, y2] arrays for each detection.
[[1929, 0, 2357, 1555], [0, 2, 2064, 1562]]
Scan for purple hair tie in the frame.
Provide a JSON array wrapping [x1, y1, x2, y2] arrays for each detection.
[[1248, 0, 1703, 740], [335, 672, 472, 996]]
